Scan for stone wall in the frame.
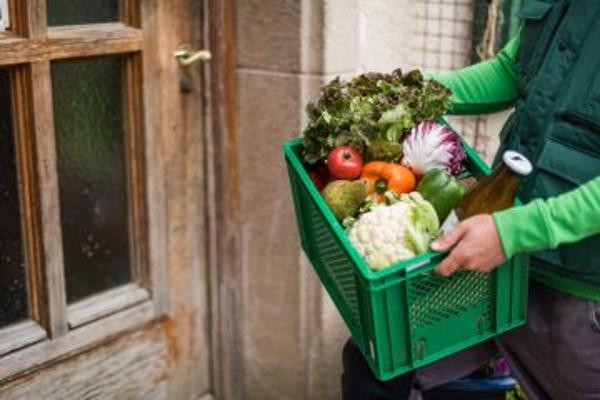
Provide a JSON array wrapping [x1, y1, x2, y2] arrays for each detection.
[[234, 1, 509, 398]]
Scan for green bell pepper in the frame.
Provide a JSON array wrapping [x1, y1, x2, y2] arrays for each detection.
[[417, 169, 466, 223]]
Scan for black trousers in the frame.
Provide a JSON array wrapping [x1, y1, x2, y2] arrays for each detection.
[[341, 340, 415, 400]]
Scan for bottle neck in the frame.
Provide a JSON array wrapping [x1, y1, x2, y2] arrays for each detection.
[[488, 162, 521, 191], [455, 163, 521, 220]]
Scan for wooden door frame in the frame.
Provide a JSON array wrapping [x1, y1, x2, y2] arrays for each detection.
[[1, 1, 215, 397], [206, 0, 242, 399]]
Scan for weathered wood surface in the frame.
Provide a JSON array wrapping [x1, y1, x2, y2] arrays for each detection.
[[27, 61, 69, 337], [0, 325, 168, 400], [122, 51, 151, 293], [18, 0, 46, 38], [140, 0, 169, 317], [0, 1, 213, 398], [0, 321, 46, 355], [67, 284, 149, 328], [0, 301, 154, 383], [152, 0, 212, 397], [0, 24, 142, 66], [206, 0, 242, 398], [10, 64, 50, 333], [9, 0, 46, 38]]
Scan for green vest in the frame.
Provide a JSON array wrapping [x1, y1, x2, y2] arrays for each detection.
[[497, 0, 600, 284]]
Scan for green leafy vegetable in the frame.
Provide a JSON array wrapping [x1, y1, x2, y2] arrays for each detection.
[[365, 139, 403, 163], [302, 69, 452, 164]]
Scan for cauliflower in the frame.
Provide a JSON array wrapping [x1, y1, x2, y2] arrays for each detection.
[[348, 192, 439, 270]]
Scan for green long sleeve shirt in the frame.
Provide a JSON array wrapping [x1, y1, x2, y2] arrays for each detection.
[[434, 37, 600, 300]]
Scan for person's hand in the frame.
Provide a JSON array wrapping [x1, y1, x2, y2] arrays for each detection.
[[432, 214, 506, 276]]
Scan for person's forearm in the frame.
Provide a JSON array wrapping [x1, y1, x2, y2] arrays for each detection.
[[434, 35, 521, 115], [494, 176, 600, 258]]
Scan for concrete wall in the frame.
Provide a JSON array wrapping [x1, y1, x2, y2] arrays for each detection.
[[234, 1, 508, 398]]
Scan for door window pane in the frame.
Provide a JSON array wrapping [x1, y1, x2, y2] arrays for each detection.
[[51, 57, 132, 303], [47, 0, 119, 26], [0, 69, 28, 327]]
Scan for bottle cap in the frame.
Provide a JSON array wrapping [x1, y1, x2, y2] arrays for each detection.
[[503, 150, 532, 176]]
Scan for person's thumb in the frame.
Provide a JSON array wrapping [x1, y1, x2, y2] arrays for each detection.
[[431, 223, 468, 252]]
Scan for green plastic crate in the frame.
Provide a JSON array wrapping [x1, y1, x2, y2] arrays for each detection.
[[283, 137, 529, 381]]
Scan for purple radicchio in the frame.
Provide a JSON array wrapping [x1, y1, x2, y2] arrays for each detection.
[[402, 121, 466, 176]]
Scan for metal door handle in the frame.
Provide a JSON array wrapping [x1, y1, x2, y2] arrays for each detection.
[[174, 44, 212, 66]]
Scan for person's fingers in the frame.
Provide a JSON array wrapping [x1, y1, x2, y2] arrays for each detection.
[[435, 250, 463, 276], [431, 222, 469, 252]]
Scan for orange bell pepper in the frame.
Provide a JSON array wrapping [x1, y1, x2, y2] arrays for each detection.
[[361, 161, 416, 202]]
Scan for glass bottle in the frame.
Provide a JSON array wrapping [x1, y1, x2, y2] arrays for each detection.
[[441, 150, 532, 232]]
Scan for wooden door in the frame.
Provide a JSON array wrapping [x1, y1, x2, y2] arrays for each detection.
[[0, 1, 222, 399]]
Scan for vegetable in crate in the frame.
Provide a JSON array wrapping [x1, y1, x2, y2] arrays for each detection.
[[361, 161, 416, 202], [348, 192, 439, 270], [402, 121, 466, 176], [417, 169, 466, 222], [302, 70, 451, 164], [327, 146, 363, 179], [322, 179, 368, 221], [365, 139, 402, 162], [308, 164, 329, 191]]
